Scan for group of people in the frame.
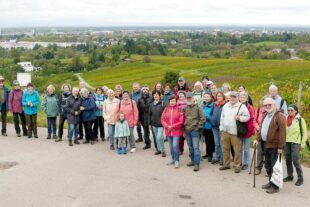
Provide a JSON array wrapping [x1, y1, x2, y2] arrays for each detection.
[[0, 74, 309, 194]]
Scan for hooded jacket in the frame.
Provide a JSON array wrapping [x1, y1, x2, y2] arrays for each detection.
[[161, 104, 185, 137], [22, 89, 40, 115]]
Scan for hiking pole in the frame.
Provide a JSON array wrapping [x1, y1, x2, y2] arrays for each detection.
[[253, 145, 257, 188], [249, 144, 256, 175]]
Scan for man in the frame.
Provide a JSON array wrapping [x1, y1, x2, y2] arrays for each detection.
[[78, 81, 92, 140], [184, 92, 206, 172], [0, 76, 9, 136], [219, 91, 250, 173], [131, 82, 143, 143], [56, 84, 71, 142], [174, 77, 190, 96], [269, 84, 288, 116], [254, 97, 286, 194], [137, 85, 152, 149]]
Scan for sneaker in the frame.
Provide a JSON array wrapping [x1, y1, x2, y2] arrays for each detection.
[[123, 147, 127, 154], [117, 148, 122, 155], [17, 133, 21, 137], [255, 168, 262, 175], [53, 135, 57, 139], [283, 176, 294, 182], [55, 137, 62, 142], [261, 183, 272, 189], [208, 157, 213, 162], [174, 161, 180, 168], [130, 148, 136, 153], [202, 155, 208, 159], [69, 141, 73, 146], [219, 166, 230, 171], [143, 146, 151, 150], [266, 186, 279, 194], [74, 140, 80, 144], [34, 135, 38, 138], [110, 145, 115, 150], [295, 179, 303, 186], [241, 165, 248, 170], [83, 141, 89, 144], [154, 151, 161, 155], [136, 138, 143, 143], [46, 135, 51, 139], [211, 159, 219, 164], [234, 168, 241, 173], [167, 161, 174, 166], [101, 137, 105, 142], [193, 165, 199, 172], [219, 161, 223, 166], [162, 152, 166, 157], [2, 133, 7, 136], [23, 132, 28, 137], [187, 162, 194, 167], [90, 141, 95, 145]]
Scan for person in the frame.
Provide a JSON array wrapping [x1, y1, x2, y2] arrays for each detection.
[[22, 82, 40, 138], [239, 92, 255, 170], [283, 104, 307, 186], [219, 91, 250, 173], [80, 88, 96, 145], [210, 92, 226, 165], [222, 83, 231, 95], [103, 89, 120, 150], [238, 85, 253, 106], [78, 81, 90, 140], [64, 87, 81, 146], [119, 91, 138, 153], [177, 91, 187, 155], [210, 84, 218, 100], [131, 82, 143, 142], [201, 92, 215, 162], [102, 86, 109, 100], [149, 90, 166, 157], [205, 81, 214, 93], [192, 81, 204, 106], [254, 97, 286, 194], [8, 80, 27, 137], [41, 85, 59, 139], [269, 84, 288, 116], [161, 95, 185, 168], [201, 75, 210, 92], [114, 84, 123, 100], [114, 112, 130, 155], [93, 87, 105, 141], [174, 77, 190, 96], [152, 82, 165, 96], [254, 96, 267, 175], [162, 83, 174, 106], [137, 85, 152, 150], [0, 76, 9, 136], [56, 84, 71, 142], [184, 92, 206, 171]]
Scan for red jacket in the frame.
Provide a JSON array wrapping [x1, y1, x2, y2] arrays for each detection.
[[119, 99, 138, 128], [161, 105, 185, 137], [245, 103, 255, 138]]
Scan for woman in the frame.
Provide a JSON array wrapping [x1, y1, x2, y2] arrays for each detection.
[[284, 104, 307, 186], [149, 90, 166, 157], [93, 87, 105, 141], [64, 87, 81, 146], [161, 95, 184, 168], [114, 84, 123, 100], [177, 91, 187, 155], [210, 92, 226, 165], [238, 85, 253, 106], [56, 84, 71, 142], [192, 81, 204, 106], [41, 84, 59, 139], [201, 92, 215, 162], [162, 83, 174, 106], [152, 82, 164, 96], [80, 88, 96, 145], [239, 92, 255, 170], [22, 82, 40, 138], [222, 83, 231, 95]]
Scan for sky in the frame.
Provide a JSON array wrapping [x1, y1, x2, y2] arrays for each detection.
[[0, 0, 309, 27]]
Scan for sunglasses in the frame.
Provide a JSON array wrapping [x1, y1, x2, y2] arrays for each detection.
[[264, 104, 272, 107]]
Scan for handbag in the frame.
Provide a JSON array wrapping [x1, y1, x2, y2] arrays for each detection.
[[271, 154, 283, 188], [236, 104, 248, 138]]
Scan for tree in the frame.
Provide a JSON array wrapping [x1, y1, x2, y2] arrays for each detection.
[[71, 55, 83, 72], [161, 71, 179, 87]]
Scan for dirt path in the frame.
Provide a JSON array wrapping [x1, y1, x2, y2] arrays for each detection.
[[74, 73, 94, 89]]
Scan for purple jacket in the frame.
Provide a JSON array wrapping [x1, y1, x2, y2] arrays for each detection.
[[8, 89, 23, 113]]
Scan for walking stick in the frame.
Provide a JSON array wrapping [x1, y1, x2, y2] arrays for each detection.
[[253, 145, 256, 188], [248, 144, 256, 175]]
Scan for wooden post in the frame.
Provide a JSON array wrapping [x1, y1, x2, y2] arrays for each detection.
[[297, 82, 303, 108]]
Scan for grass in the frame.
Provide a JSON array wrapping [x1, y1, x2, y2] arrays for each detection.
[[247, 41, 287, 47]]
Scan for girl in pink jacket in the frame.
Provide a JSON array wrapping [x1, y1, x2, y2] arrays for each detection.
[[161, 95, 185, 168]]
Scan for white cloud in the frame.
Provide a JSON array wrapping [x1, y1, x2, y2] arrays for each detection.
[[0, 0, 309, 26]]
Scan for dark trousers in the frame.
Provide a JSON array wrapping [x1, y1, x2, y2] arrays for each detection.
[[143, 125, 151, 147], [13, 112, 27, 134], [93, 116, 105, 139], [1, 103, 7, 133], [264, 147, 279, 189], [47, 117, 57, 136], [204, 129, 215, 158], [256, 140, 265, 170], [79, 121, 84, 139], [285, 142, 303, 181], [58, 115, 67, 138], [26, 114, 37, 136], [83, 120, 94, 142], [137, 125, 142, 139], [179, 136, 185, 153]]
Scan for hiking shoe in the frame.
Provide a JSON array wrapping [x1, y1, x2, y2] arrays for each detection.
[[295, 179, 303, 186], [123, 147, 127, 154], [34, 135, 38, 138], [162, 152, 166, 157], [83, 141, 89, 144], [55, 137, 62, 142], [241, 165, 248, 170], [90, 141, 95, 145], [2, 133, 7, 136], [74, 140, 80, 144], [262, 183, 272, 189], [202, 155, 208, 159], [283, 176, 294, 182], [143, 146, 150, 150], [211, 160, 219, 164], [187, 161, 194, 167], [234, 168, 241, 173], [154, 151, 161, 155], [17, 133, 21, 137], [167, 161, 174, 166], [23, 132, 28, 137], [46, 135, 51, 139], [208, 157, 213, 162], [69, 141, 73, 146], [110, 145, 115, 150], [255, 168, 262, 175], [136, 138, 143, 143], [266, 186, 279, 194], [130, 148, 136, 153], [219, 166, 230, 171], [117, 148, 122, 155], [101, 137, 105, 142], [53, 135, 57, 139], [193, 165, 199, 172], [174, 161, 180, 168]]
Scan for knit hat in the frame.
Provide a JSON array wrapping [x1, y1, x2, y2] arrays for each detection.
[[13, 80, 20, 85], [288, 104, 298, 113], [141, 85, 149, 91]]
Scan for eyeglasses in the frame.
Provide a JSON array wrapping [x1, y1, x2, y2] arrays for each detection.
[[264, 104, 272, 108]]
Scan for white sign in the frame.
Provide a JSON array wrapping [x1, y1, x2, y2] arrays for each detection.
[[17, 73, 31, 87]]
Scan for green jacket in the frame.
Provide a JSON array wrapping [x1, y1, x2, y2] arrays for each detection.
[[286, 114, 308, 147], [114, 120, 130, 138], [183, 103, 206, 132], [41, 94, 59, 118]]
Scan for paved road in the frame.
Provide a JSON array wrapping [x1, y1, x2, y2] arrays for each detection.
[[0, 124, 309, 207]]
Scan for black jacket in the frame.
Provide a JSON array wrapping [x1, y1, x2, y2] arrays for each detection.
[[64, 95, 81, 124], [137, 93, 152, 126], [149, 100, 165, 127], [58, 91, 71, 116]]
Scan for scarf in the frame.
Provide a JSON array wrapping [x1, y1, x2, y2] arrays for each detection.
[[287, 116, 294, 127]]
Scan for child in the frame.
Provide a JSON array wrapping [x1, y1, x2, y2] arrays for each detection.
[[114, 112, 130, 155]]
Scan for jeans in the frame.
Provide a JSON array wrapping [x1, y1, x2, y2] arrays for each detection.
[[83, 120, 94, 142], [128, 127, 136, 148], [285, 142, 303, 181], [241, 138, 251, 166], [108, 124, 115, 147], [68, 124, 79, 141], [168, 136, 180, 162], [58, 115, 67, 138], [185, 130, 201, 166], [212, 128, 222, 161], [136, 125, 142, 139], [93, 116, 105, 138], [47, 117, 57, 135], [152, 126, 164, 153], [13, 112, 27, 134], [1, 103, 7, 133]]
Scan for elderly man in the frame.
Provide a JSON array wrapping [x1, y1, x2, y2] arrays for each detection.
[[269, 84, 288, 116], [131, 82, 143, 143], [219, 91, 250, 173], [254, 97, 286, 194]]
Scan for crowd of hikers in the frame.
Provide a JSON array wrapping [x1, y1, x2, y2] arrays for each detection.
[[0, 74, 309, 194]]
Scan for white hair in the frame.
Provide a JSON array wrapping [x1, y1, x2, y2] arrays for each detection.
[[269, 84, 278, 91]]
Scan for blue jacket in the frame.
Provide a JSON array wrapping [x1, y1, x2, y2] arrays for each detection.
[[131, 90, 142, 102], [94, 93, 105, 116], [80, 96, 96, 122], [210, 103, 225, 130], [0, 86, 10, 112], [22, 89, 40, 115], [201, 101, 214, 129], [162, 90, 174, 106], [114, 120, 130, 138]]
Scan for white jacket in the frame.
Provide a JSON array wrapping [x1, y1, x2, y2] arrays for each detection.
[[102, 98, 120, 125], [220, 102, 250, 135]]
